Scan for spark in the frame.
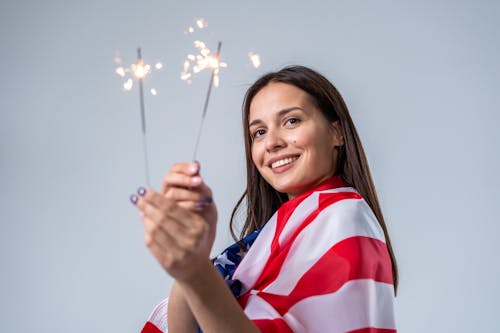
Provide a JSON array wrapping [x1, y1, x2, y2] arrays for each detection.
[[196, 18, 207, 29], [150, 88, 157, 96], [123, 78, 133, 90], [180, 39, 227, 86], [115, 67, 126, 77], [249, 52, 261, 68], [131, 61, 151, 79], [114, 51, 162, 93]]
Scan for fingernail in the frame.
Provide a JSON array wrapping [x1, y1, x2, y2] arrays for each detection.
[[202, 195, 212, 203], [130, 194, 138, 205], [191, 176, 202, 185], [189, 164, 198, 174], [196, 201, 208, 208], [137, 187, 146, 196]]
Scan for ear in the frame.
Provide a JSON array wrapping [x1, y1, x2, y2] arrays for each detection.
[[331, 120, 344, 147]]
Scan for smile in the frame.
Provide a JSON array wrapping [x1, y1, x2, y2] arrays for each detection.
[[271, 156, 299, 169]]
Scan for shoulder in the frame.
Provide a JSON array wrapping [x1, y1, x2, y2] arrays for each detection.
[[310, 186, 386, 243]]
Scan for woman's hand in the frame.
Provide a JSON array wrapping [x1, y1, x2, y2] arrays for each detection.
[[161, 162, 218, 251], [131, 162, 218, 281]]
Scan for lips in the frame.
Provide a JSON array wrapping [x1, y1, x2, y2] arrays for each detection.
[[269, 155, 300, 169]]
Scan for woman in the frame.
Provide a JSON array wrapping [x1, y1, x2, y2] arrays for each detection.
[[131, 66, 398, 333]]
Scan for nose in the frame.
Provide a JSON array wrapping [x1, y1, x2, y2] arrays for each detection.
[[265, 128, 286, 152]]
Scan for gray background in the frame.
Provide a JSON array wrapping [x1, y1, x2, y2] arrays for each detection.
[[1, 0, 499, 332]]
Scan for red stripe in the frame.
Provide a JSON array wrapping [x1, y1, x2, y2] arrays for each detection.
[[348, 328, 397, 333], [271, 176, 347, 254], [253, 191, 363, 292], [252, 318, 294, 333], [257, 236, 393, 316], [238, 292, 251, 309], [141, 321, 163, 333]]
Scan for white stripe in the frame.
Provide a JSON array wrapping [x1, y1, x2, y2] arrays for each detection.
[[147, 297, 169, 331], [233, 214, 277, 294], [277, 192, 318, 246], [243, 293, 284, 320], [277, 187, 360, 247], [242, 280, 395, 333], [264, 198, 386, 295], [284, 280, 396, 333]]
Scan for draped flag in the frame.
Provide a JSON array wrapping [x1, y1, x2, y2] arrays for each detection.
[[141, 176, 396, 332]]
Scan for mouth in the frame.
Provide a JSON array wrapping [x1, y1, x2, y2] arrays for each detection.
[[269, 155, 300, 169]]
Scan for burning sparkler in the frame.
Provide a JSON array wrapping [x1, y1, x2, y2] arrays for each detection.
[[114, 49, 163, 186], [114, 51, 163, 95], [192, 41, 223, 161], [134, 48, 151, 187], [114, 18, 261, 182], [180, 18, 227, 86], [180, 41, 227, 86]]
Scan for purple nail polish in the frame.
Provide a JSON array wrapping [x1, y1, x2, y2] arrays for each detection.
[[137, 187, 146, 196], [196, 201, 207, 208], [202, 196, 212, 203], [130, 194, 138, 204]]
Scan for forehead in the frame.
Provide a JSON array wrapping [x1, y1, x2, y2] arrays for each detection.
[[249, 82, 313, 120]]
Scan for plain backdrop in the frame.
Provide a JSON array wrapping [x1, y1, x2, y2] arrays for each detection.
[[1, 0, 499, 332]]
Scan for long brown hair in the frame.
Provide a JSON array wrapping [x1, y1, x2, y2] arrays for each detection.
[[230, 65, 398, 293]]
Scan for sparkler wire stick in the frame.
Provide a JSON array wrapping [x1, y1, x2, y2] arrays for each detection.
[[137, 47, 151, 187], [192, 41, 222, 161]]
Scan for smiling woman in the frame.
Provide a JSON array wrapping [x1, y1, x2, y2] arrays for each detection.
[[248, 82, 344, 198], [132, 65, 398, 333]]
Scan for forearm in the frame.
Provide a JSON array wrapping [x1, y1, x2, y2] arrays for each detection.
[[167, 282, 199, 333], [178, 259, 260, 333]]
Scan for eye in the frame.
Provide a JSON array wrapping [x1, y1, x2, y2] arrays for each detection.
[[285, 118, 300, 127], [253, 128, 266, 138]]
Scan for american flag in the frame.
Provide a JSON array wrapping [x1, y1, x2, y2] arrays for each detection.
[[141, 176, 396, 332]]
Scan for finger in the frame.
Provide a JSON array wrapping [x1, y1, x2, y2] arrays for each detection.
[[141, 213, 172, 249], [137, 191, 203, 235], [143, 214, 206, 269], [177, 199, 212, 212], [137, 187, 211, 214], [136, 187, 169, 210], [140, 206, 192, 240], [135, 192, 169, 223], [133, 185, 211, 234], [144, 231, 179, 271], [161, 162, 200, 194], [171, 161, 199, 175], [164, 186, 212, 204], [162, 173, 203, 195]]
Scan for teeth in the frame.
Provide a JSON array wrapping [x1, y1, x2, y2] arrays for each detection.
[[271, 156, 298, 169]]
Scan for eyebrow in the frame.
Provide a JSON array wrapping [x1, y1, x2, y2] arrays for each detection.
[[248, 107, 306, 127]]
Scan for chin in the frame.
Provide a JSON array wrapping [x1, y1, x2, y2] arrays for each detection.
[[269, 177, 304, 196]]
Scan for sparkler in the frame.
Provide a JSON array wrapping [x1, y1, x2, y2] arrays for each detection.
[[135, 47, 151, 187], [114, 49, 164, 186], [192, 41, 222, 161], [115, 18, 261, 179]]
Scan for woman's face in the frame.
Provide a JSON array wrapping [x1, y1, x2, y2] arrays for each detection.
[[248, 82, 344, 198]]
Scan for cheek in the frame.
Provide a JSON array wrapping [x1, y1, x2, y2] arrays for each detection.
[[251, 144, 261, 166], [289, 132, 308, 148]]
